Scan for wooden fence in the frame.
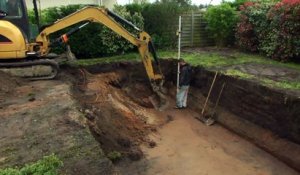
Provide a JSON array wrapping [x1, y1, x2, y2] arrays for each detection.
[[180, 12, 214, 47]]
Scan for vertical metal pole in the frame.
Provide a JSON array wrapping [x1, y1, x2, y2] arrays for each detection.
[[191, 11, 194, 47], [177, 16, 182, 93]]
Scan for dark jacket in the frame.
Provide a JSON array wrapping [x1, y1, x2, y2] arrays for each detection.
[[179, 64, 192, 86]]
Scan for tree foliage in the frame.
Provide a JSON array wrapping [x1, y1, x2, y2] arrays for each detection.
[[125, 1, 190, 48], [205, 3, 238, 46]]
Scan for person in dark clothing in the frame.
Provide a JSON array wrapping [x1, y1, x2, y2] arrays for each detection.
[[176, 58, 192, 109]]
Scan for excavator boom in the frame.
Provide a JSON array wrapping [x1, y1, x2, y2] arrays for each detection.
[[35, 6, 163, 83]]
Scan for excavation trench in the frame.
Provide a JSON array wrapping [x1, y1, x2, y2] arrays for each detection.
[[68, 60, 300, 174]]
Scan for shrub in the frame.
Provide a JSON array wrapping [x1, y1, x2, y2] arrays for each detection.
[[226, 0, 249, 10], [205, 3, 238, 47], [141, 2, 184, 48], [236, 0, 300, 61], [29, 5, 144, 58], [261, 0, 300, 61], [236, 2, 273, 52], [0, 154, 63, 175]]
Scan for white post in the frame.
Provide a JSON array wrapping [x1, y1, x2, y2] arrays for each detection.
[[177, 16, 182, 93], [98, 0, 102, 6]]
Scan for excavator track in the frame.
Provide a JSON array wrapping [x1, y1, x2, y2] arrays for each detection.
[[0, 59, 59, 80]]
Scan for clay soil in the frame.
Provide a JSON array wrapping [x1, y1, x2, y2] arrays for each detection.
[[0, 62, 299, 175]]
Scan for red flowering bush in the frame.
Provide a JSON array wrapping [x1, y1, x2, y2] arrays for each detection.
[[236, 0, 300, 61], [261, 0, 300, 61], [236, 2, 272, 52]]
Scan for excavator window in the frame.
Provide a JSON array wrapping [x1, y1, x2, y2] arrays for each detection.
[[0, 0, 22, 18]]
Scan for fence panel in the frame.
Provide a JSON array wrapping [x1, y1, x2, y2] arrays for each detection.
[[180, 12, 215, 47]]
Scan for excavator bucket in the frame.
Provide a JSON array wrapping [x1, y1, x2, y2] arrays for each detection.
[[149, 82, 169, 111]]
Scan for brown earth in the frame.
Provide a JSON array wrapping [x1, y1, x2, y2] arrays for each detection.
[[0, 72, 24, 98], [0, 72, 114, 174], [70, 68, 159, 160], [116, 107, 299, 175], [0, 60, 300, 175]]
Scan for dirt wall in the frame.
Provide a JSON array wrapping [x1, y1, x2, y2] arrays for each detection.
[[190, 66, 300, 144], [73, 59, 300, 171], [152, 59, 300, 144], [79, 60, 300, 145]]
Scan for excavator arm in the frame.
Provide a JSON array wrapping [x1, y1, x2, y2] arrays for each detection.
[[35, 6, 167, 108], [35, 6, 163, 83]]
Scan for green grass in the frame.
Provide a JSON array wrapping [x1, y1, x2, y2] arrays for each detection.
[[223, 69, 255, 79], [73, 53, 140, 66], [73, 50, 300, 71], [72, 50, 300, 90], [107, 151, 122, 162], [159, 50, 300, 70], [221, 69, 300, 90], [0, 154, 63, 175], [261, 79, 300, 90]]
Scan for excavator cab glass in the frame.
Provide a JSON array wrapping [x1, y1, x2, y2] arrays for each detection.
[[0, 0, 29, 38], [0, 0, 22, 17]]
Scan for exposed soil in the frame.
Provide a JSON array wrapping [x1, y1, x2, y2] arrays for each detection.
[[0, 72, 24, 98], [1, 59, 300, 175], [69, 68, 159, 160], [0, 72, 114, 174], [116, 108, 299, 175]]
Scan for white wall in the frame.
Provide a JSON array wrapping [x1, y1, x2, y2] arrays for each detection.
[[26, 0, 117, 9]]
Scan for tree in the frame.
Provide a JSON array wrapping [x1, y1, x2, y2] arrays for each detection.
[[133, 0, 149, 4], [160, 0, 192, 6]]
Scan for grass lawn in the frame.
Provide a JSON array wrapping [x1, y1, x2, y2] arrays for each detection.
[[73, 50, 300, 90]]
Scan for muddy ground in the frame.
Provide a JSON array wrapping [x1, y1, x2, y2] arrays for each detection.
[[0, 60, 300, 175]]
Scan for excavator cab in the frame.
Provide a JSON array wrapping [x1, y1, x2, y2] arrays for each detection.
[[0, 0, 29, 38]]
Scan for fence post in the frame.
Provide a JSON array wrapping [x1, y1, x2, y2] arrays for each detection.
[[191, 11, 194, 47]]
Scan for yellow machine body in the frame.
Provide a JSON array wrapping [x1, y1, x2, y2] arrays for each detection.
[[0, 20, 27, 59]]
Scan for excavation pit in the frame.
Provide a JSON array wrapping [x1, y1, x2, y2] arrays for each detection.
[[68, 60, 300, 174], [1, 59, 300, 174]]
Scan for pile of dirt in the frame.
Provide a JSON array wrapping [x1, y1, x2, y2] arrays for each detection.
[[0, 71, 23, 95], [71, 68, 159, 161]]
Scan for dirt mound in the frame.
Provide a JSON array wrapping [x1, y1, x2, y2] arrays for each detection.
[[71, 68, 158, 161]]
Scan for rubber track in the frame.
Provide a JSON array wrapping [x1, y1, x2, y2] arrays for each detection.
[[0, 59, 59, 80]]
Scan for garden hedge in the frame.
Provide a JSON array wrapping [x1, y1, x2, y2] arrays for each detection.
[[205, 3, 238, 47], [236, 0, 300, 61]]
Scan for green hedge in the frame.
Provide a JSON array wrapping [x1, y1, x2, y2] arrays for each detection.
[[205, 3, 238, 47], [29, 5, 144, 58]]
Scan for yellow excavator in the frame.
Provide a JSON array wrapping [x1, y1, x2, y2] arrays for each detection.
[[0, 0, 167, 107]]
